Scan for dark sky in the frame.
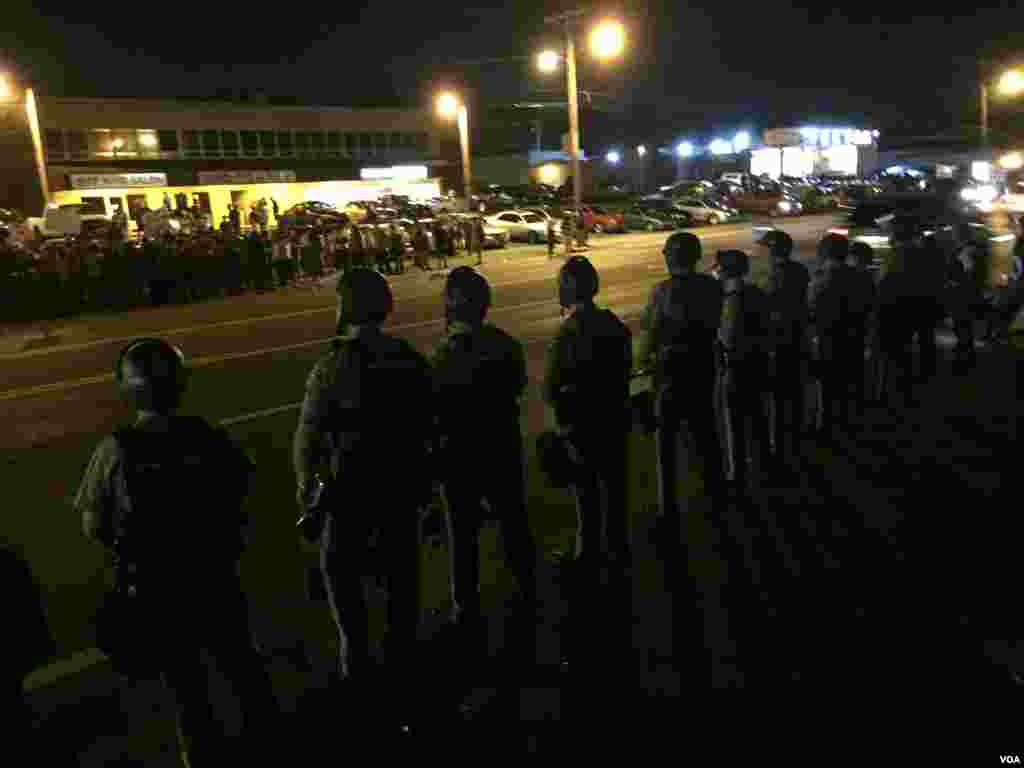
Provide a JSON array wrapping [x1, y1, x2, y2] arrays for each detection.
[[3, 1, 1022, 140]]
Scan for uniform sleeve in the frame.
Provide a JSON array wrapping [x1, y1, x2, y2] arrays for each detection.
[[719, 286, 741, 352], [292, 359, 330, 489], [541, 328, 568, 409], [74, 437, 120, 546], [511, 336, 529, 400], [214, 426, 255, 512], [637, 284, 660, 370]]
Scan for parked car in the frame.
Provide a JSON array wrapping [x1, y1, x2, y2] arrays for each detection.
[[586, 205, 626, 233], [486, 210, 554, 243], [634, 198, 693, 228], [674, 197, 730, 225], [623, 208, 674, 232], [28, 203, 111, 241]]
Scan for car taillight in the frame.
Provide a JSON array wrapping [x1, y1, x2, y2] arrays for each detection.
[[829, 228, 849, 237]]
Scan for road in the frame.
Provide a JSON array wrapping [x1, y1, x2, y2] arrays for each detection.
[[2, 215, 832, 451]]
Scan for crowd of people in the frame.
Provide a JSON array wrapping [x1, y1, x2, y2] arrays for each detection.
[[7, 212, 1024, 763], [0, 206, 495, 324]]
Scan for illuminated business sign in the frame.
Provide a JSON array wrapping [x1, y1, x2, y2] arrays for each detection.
[[197, 170, 296, 185], [360, 165, 428, 181], [69, 172, 168, 189], [763, 127, 876, 148]]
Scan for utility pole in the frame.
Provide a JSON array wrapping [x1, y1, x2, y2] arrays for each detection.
[[544, 9, 585, 254]]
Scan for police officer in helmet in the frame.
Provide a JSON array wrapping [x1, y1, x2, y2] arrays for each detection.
[[430, 266, 539, 681], [542, 256, 633, 674], [638, 232, 726, 551], [293, 268, 434, 730], [714, 249, 775, 491], [75, 338, 279, 765], [760, 229, 811, 467]]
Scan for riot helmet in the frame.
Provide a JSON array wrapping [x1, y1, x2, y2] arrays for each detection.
[[758, 229, 794, 259], [336, 266, 394, 329], [115, 338, 188, 413], [663, 232, 702, 275], [445, 266, 492, 324], [557, 256, 600, 308], [714, 249, 750, 279], [820, 233, 850, 264]]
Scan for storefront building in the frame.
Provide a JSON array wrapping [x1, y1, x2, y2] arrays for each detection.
[[15, 96, 451, 220], [750, 126, 881, 179]]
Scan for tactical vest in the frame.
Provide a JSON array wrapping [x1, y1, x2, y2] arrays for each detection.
[[111, 417, 244, 587]]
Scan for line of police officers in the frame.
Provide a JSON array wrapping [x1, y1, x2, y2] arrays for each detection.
[[75, 218, 1007, 761]]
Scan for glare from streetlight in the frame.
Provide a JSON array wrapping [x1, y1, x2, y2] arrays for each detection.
[[999, 152, 1023, 170], [997, 69, 1024, 97], [537, 50, 560, 73], [606, 150, 620, 164], [709, 139, 732, 155], [436, 91, 459, 119], [733, 132, 751, 152], [0, 74, 10, 100], [637, 145, 647, 157], [676, 142, 693, 158], [590, 19, 625, 60]]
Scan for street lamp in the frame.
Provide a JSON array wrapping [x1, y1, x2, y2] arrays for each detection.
[[733, 132, 751, 153], [676, 142, 693, 158], [436, 91, 473, 211], [541, 13, 626, 252], [606, 150, 620, 164], [709, 139, 732, 155], [537, 50, 560, 74], [637, 145, 647, 157], [980, 67, 1024, 143]]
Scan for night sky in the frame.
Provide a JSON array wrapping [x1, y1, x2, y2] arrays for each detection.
[[3, 1, 1022, 141]]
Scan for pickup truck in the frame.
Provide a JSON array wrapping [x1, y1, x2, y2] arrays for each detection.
[[27, 204, 112, 241]]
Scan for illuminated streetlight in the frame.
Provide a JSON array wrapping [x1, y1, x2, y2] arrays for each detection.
[[999, 152, 1023, 171], [606, 150, 620, 164], [590, 19, 626, 60], [436, 91, 459, 119], [0, 74, 10, 100], [537, 50, 560, 73], [637, 145, 646, 157], [997, 69, 1024, 97], [981, 67, 1024, 143], [676, 142, 693, 158], [709, 139, 732, 155], [733, 132, 751, 152]]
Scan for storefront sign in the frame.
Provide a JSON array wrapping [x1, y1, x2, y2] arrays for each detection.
[[69, 172, 168, 189], [197, 170, 296, 185]]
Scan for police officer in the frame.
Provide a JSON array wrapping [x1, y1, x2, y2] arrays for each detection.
[[541, 256, 632, 673], [75, 338, 278, 765], [293, 268, 434, 729], [850, 241, 880, 398], [714, 249, 774, 491], [760, 229, 811, 467], [638, 232, 726, 550], [810, 234, 872, 436], [431, 266, 538, 677]]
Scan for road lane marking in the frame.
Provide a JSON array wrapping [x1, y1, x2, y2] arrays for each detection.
[[0, 225, 782, 361], [0, 288, 655, 401]]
